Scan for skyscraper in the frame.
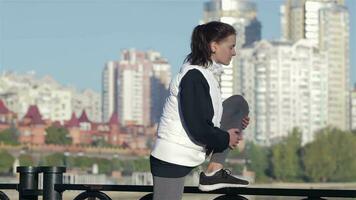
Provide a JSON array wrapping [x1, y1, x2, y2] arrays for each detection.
[[117, 49, 151, 126], [203, 0, 262, 99], [148, 51, 172, 125], [204, 0, 261, 47], [102, 49, 171, 126], [281, 0, 350, 130], [102, 61, 117, 123], [237, 39, 328, 145]]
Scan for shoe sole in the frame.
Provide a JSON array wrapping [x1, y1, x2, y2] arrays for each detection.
[[198, 183, 248, 191]]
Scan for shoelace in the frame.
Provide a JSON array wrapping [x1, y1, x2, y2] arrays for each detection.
[[221, 169, 232, 178]]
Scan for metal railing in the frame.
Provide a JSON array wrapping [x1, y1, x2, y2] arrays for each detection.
[[0, 166, 356, 200]]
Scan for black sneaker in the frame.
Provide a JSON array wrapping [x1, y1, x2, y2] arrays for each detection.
[[198, 169, 249, 191]]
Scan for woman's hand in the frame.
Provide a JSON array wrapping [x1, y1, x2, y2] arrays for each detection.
[[227, 128, 242, 149], [242, 116, 250, 130]]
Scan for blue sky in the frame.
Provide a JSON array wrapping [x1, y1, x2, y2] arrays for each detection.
[[0, 0, 354, 92]]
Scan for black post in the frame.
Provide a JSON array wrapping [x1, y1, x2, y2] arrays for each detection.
[[17, 166, 40, 200], [41, 166, 66, 200]]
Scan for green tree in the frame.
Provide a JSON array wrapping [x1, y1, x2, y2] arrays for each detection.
[[132, 158, 150, 172], [330, 129, 356, 181], [0, 128, 19, 145], [43, 153, 65, 166], [303, 128, 338, 182], [114, 157, 151, 174], [19, 154, 35, 166], [0, 150, 15, 174], [71, 156, 95, 169], [45, 126, 72, 145], [302, 127, 356, 182], [96, 158, 112, 174], [270, 128, 303, 181], [112, 158, 124, 171], [245, 142, 270, 182]]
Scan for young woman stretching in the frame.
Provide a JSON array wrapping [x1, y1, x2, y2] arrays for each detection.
[[150, 21, 249, 200]]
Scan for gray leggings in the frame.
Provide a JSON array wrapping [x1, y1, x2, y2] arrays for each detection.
[[152, 148, 229, 200], [153, 176, 185, 200]]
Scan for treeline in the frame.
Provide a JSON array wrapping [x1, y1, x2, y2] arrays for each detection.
[[0, 150, 150, 175], [244, 127, 356, 182]]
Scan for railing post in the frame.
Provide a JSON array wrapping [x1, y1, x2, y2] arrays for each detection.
[[17, 166, 40, 200], [41, 166, 66, 200]]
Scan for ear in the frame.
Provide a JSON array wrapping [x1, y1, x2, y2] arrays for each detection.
[[210, 41, 218, 53]]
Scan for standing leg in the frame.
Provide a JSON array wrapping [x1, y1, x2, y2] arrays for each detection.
[[153, 176, 185, 200]]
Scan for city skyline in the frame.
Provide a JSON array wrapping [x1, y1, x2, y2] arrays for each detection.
[[1, 0, 355, 92]]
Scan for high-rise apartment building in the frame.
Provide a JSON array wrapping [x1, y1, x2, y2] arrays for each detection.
[[102, 50, 171, 126], [281, 0, 350, 130], [117, 50, 152, 126], [72, 89, 101, 123], [204, 0, 261, 48], [203, 0, 262, 99], [0, 72, 72, 123], [148, 51, 171, 125], [236, 39, 328, 145], [102, 61, 117, 123]]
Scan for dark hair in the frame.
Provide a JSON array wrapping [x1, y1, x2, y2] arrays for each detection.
[[184, 21, 236, 67]]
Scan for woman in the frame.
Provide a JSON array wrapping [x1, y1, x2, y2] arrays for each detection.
[[150, 21, 249, 200]]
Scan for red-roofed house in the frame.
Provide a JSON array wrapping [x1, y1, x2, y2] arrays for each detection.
[[108, 112, 122, 145], [66, 113, 79, 128], [78, 110, 92, 131], [65, 112, 81, 145], [0, 99, 17, 131], [78, 110, 91, 123], [77, 110, 93, 144], [18, 105, 47, 145], [0, 99, 10, 115], [91, 111, 153, 149], [88, 112, 122, 146], [22, 105, 45, 125]]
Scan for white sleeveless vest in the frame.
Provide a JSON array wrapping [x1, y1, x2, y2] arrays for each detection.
[[151, 63, 224, 167]]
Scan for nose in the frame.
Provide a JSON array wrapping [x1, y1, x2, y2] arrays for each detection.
[[232, 49, 237, 56]]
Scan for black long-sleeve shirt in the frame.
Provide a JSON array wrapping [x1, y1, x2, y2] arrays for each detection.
[[179, 69, 229, 153]]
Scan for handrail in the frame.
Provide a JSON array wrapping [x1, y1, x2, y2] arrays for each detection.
[[0, 184, 17, 190], [55, 184, 356, 198], [0, 166, 355, 200]]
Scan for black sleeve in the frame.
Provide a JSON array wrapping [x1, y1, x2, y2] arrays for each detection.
[[179, 69, 229, 152]]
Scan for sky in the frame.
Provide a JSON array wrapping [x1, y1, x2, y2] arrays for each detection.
[[0, 0, 355, 92]]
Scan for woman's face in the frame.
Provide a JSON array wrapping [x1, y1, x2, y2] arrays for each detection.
[[210, 34, 237, 65]]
